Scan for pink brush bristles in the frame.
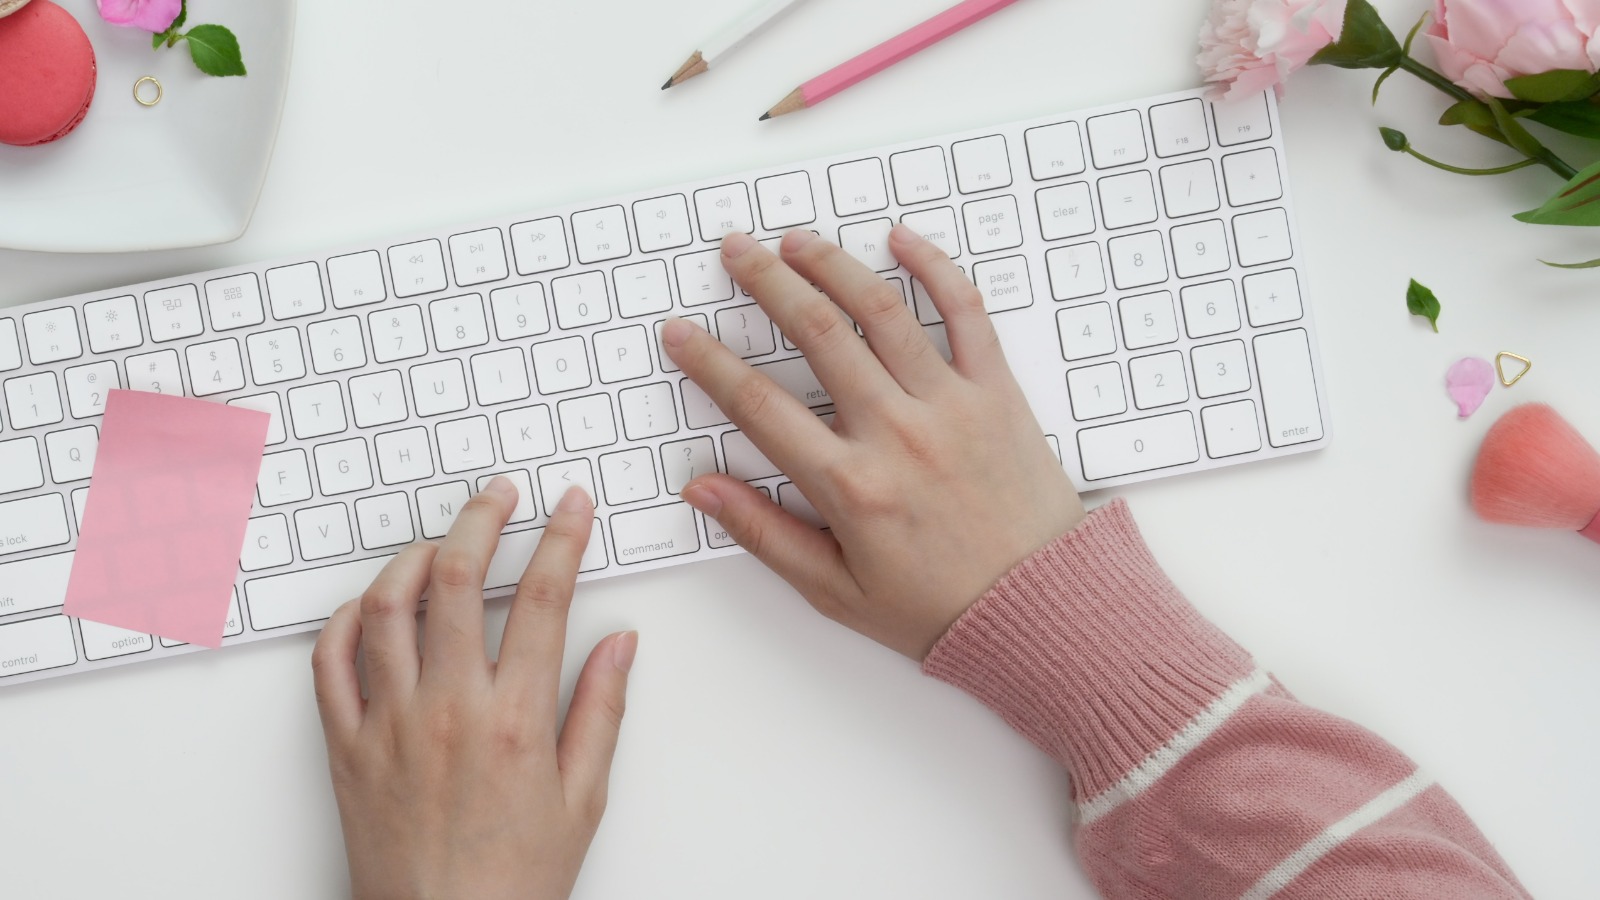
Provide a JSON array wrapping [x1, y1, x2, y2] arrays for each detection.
[[1470, 404, 1600, 542]]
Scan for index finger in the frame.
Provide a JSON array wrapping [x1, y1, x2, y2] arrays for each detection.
[[495, 486, 593, 711], [420, 476, 518, 685]]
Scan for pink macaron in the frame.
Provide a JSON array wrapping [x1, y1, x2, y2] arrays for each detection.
[[0, 0, 98, 147]]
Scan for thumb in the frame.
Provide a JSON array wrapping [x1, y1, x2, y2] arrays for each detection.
[[558, 631, 636, 814], [680, 474, 851, 602]]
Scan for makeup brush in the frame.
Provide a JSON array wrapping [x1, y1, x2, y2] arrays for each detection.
[[1470, 403, 1600, 544]]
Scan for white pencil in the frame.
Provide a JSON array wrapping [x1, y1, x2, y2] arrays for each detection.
[[663, 0, 810, 89]]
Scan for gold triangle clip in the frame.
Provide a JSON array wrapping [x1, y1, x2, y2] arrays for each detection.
[[1495, 351, 1531, 387]]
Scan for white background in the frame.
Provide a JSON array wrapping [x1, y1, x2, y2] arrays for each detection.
[[3, 0, 1598, 897]]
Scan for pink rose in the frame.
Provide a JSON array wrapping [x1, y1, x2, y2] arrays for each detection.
[[1427, 0, 1600, 98], [1199, 0, 1349, 101], [97, 0, 182, 33]]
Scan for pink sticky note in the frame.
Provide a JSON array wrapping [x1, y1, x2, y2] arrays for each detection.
[[65, 390, 269, 648], [1446, 356, 1496, 419]]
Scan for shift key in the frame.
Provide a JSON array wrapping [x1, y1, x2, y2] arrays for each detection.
[[0, 494, 71, 558], [0, 551, 73, 615], [1253, 328, 1323, 447]]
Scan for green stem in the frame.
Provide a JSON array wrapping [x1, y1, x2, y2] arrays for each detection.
[[1396, 55, 1579, 180], [1400, 148, 1538, 176]]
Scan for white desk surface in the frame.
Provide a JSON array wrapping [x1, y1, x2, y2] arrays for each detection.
[[3, 0, 1597, 896]]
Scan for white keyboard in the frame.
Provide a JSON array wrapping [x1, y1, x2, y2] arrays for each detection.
[[0, 87, 1327, 686]]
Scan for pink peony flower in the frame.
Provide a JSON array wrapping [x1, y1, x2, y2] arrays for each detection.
[[1199, 0, 1349, 101], [97, 0, 182, 33], [1427, 0, 1600, 99]]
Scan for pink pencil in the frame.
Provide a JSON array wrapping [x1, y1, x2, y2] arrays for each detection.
[[761, 0, 1026, 120]]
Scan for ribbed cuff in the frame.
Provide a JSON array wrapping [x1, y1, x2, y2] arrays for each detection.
[[921, 498, 1256, 803]]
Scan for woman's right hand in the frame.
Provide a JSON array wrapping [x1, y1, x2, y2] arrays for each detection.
[[663, 225, 1085, 661]]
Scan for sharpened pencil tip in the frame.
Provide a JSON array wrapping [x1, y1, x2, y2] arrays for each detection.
[[661, 78, 674, 90], [758, 112, 771, 121]]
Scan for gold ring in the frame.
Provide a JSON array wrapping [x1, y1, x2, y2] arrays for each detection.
[[133, 75, 163, 108]]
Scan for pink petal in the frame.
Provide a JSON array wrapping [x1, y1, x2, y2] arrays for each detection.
[[97, 0, 182, 32], [1446, 357, 1496, 418]]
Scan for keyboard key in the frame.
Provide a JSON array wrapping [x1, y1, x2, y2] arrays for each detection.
[[613, 260, 673, 319], [675, 248, 736, 307], [470, 348, 532, 406], [4, 372, 64, 428], [1240, 269, 1303, 332], [552, 272, 612, 330], [80, 619, 154, 661], [715, 304, 777, 359], [662, 436, 716, 492], [1253, 328, 1322, 446], [81, 296, 142, 354], [839, 218, 896, 272], [315, 437, 375, 494], [952, 135, 1013, 194], [1077, 411, 1199, 481], [376, 427, 435, 484], [572, 205, 631, 265], [510, 216, 571, 275], [265, 262, 327, 320], [1107, 231, 1168, 289], [356, 492, 417, 549], [721, 429, 780, 481], [0, 319, 22, 371], [1233, 208, 1292, 267], [497, 405, 558, 463], [438, 416, 496, 474], [611, 502, 698, 564], [370, 305, 429, 363], [1213, 93, 1271, 146], [241, 514, 293, 571], [1170, 219, 1231, 278], [247, 556, 395, 630], [655, 314, 707, 373], [344, 370, 407, 429], [1149, 98, 1210, 157], [0, 437, 43, 493], [537, 459, 597, 515], [22, 307, 81, 364], [1129, 351, 1189, 409], [159, 591, 244, 647], [296, 503, 355, 561], [755, 171, 816, 230], [0, 616, 76, 678], [1045, 242, 1107, 300], [327, 250, 387, 309], [44, 426, 97, 483], [971, 255, 1033, 313], [490, 283, 552, 339], [1086, 109, 1147, 169], [64, 360, 119, 419], [1035, 182, 1096, 240], [531, 336, 592, 395], [145, 285, 205, 342], [1202, 400, 1262, 458], [694, 183, 755, 242], [0, 551, 73, 615], [828, 158, 890, 217], [484, 520, 609, 587], [963, 196, 1024, 254], [430, 294, 491, 352], [1067, 362, 1127, 420], [258, 449, 314, 506], [558, 393, 618, 452], [1180, 280, 1242, 338], [306, 316, 367, 375], [204, 273, 266, 331], [910, 276, 946, 325], [1024, 121, 1086, 180], [0, 493, 69, 558], [229, 393, 288, 445], [288, 381, 348, 438], [1119, 291, 1178, 350], [412, 359, 471, 416], [1159, 160, 1222, 218], [390, 239, 448, 297], [449, 227, 510, 287], [1193, 340, 1251, 398], [247, 327, 307, 385], [1098, 171, 1159, 230], [594, 325, 653, 384], [600, 447, 659, 505], [186, 338, 247, 396], [633, 194, 694, 253], [475, 469, 543, 526], [125, 349, 182, 396], [680, 377, 729, 430], [1056, 302, 1116, 360], [889, 146, 951, 206], [1222, 148, 1283, 206], [618, 382, 677, 441], [754, 356, 831, 410], [901, 206, 961, 258]]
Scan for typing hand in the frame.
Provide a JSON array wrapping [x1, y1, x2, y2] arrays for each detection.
[[311, 480, 635, 900], [664, 226, 1085, 661]]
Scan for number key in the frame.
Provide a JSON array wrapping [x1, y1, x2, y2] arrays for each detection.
[[552, 272, 612, 329], [1192, 340, 1251, 398], [369, 305, 428, 363], [1056, 302, 1117, 360], [308, 316, 368, 374], [1170, 219, 1230, 278], [1067, 362, 1127, 421], [1129, 351, 1189, 409], [429, 294, 490, 352], [1180, 280, 1241, 338], [1045, 241, 1107, 300], [490, 283, 551, 340], [1107, 231, 1168, 290], [1118, 291, 1178, 349]]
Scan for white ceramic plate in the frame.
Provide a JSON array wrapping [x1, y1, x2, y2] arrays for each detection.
[[0, 0, 294, 252]]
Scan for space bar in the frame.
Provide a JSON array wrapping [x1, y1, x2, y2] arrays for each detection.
[[245, 556, 395, 631]]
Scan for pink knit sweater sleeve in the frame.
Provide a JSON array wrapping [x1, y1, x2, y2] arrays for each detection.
[[922, 499, 1529, 899]]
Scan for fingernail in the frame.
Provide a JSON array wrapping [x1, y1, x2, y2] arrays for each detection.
[[782, 228, 817, 250], [557, 485, 592, 513], [889, 223, 918, 244], [485, 475, 517, 500], [681, 483, 723, 517], [661, 316, 692, 349], [722, 231, 757, 258], [613, 631, 638, 673]]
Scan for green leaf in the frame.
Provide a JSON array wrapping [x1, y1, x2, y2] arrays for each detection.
[[183, 24, 246, 77], [152, 31, 165, 49], [151, 0, 187, 49], [1371, 65, 1398, 104], [1485, 96, 1545, 158], [1514, 157, 1600, 226], [1540, 256, 1600, 269], [1528, 101, 1600, 139], [1309, 0, 1401, 69], [1405, 279, 1441, 332], [1438, 98, 1511, 146], [1504, 69, 1600, 103], [171, 0, 187, 33]]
